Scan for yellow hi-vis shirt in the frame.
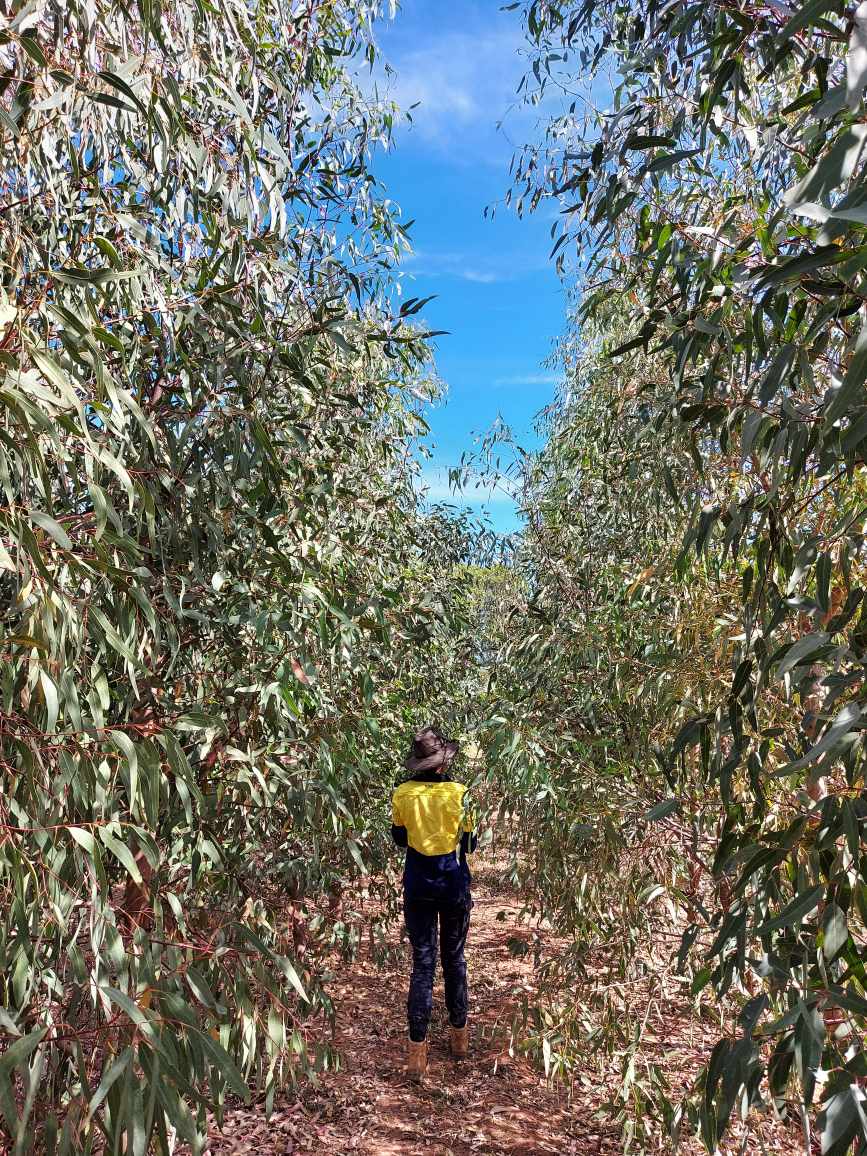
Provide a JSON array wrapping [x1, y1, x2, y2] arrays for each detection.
[[391, 778, 474, 856]]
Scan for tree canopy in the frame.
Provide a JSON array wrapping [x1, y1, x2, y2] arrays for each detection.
[[6, 0, 867, 1152], [481, 1, 867, 1150], [0, 1, 483, 1150]]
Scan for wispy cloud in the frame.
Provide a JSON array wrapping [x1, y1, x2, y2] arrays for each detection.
[[495, 372, 558, 387], [462, 269, 501, 284], [383, 25, 523, 157], [401, 247, 549, 285], [417, 466, 517, 505], [368, 9, 556, 166], [402, 249, 508, 284]]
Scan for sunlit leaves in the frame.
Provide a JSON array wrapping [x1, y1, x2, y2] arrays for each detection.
[[0, 1, 473, 1151], [503, 0, 867, 1148]]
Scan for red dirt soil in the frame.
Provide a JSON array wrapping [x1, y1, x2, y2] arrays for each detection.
[[194, 864, 804, 1155]]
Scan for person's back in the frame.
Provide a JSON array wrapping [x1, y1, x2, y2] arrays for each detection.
[[391, 726, 477, 1082]]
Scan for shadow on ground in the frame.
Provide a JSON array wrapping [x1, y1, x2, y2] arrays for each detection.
[[197, 874, 616, 1154], [193, 868, 804, 1155]]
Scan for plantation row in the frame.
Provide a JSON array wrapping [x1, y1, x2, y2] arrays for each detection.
[[489, 2, 867, 1152], [3, 0, 867, 1153], [0, 1, 484, 1149]]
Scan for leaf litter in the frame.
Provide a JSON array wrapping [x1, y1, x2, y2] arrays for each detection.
[[181, 863, 804, 1155]]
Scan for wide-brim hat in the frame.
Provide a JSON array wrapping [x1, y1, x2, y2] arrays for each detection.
[[404, 726, 459, 773]]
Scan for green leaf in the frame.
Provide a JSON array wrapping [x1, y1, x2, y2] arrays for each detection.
[[777, 0, 843, 46], [39, 670, 59, 732], [758, 343, 795, 404], [821, 904, 848, 961], [98, 828, 143, 882], [847, 5, 867, 110], [784, 703, 863, 771], [97, 71, 148, 116], [99, 988, 159, 1048], [29, 349, 83, 410], [0, 1029, 45, 1135], [825, 985, 867, 1017], [86, 1048, 132, 1121], [825, 321, 867, 425], [192, 1028, 250, 1102], [110, 730, 139, 812], [785, 125, 867, 209], [817, 1085, 867, 1155], [275, 954, 309, 1003], [185, 968, 220, 1012], [754, 251, 853, 292], [89, 607, 144, 668], [28, 509, 73, 551], [19, 36, 48, 68], [643, 798, 680, 822], [0, 1029, 46, 1072], [829, 205, 867, 225], [691, 965, 713, 996], [776, 632, 830, 678], [0, 106, 20, 138], [68, 826, 97, 854], [346, 837, 368, 874], [755, 885, 824, 937], [0, 537, 15, 572]]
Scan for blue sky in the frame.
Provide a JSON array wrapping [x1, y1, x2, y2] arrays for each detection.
[[370, 0, 567, 533]]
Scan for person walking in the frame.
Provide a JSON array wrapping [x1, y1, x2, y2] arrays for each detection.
[[391, 726, 477, 1083]]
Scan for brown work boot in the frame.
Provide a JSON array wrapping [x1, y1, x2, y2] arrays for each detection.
[[407, 1039, 427, 1082], [449, 1023, 469, 1060]]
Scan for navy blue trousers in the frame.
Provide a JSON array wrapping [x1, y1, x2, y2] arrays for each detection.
[[404, 895, 472, 1042]]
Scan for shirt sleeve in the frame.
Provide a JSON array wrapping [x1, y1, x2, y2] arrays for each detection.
[[460, 789, 477, 853], [391, 790, 408, 848], [460, 830, 478, 855], [461, 788, 475, 832]]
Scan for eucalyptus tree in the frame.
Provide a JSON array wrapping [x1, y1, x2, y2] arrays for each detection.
[[0, 1, 479, 1151], [480, 323, 727, 1143], [498, 0, 867, 1150]]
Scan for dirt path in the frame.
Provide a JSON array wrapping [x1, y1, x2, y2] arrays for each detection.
[[197, 865, 802, 1155], [199, 867, 614, 1155]]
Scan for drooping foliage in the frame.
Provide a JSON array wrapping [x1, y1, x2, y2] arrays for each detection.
[[486, 1, 867, 1150], [14, 0, 867, 1148], [0, 1, 482, 1151]]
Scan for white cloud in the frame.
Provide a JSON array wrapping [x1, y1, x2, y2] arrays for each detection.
[[417, 465, 517, 505], [366, 11, 552, 165], [462, 269, 501, 284], [402, 248, 508, 284], [495, 372, 558, 387], [401, 247, 550, 285], [385, 26, 521, 153]]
